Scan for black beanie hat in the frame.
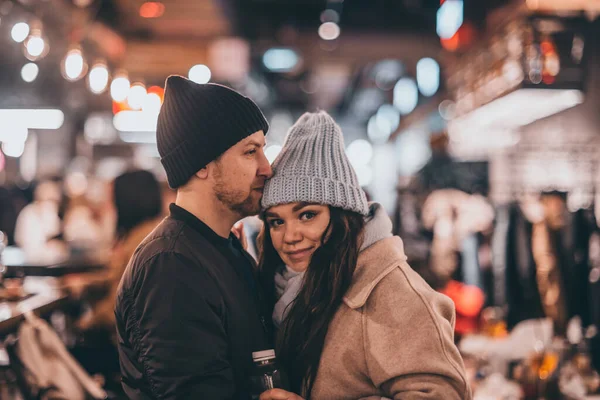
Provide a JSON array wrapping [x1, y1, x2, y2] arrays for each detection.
[[156, 75, 269, 188]]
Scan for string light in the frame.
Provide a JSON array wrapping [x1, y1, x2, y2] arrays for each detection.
[[88, 62, 110, 94], [11, 22, 29, 43], [127, 83, 147, 110], [110, 72, 131, 102], [24, 29, 48, 61], [188, 64, 211, 84], [62, 47, 87, 81], [140, 2, 165, 18], [20, 63, 39, 83], [318, 22, 340, 41]]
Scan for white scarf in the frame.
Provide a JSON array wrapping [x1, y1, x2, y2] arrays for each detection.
[[273, 265, 305, 327]]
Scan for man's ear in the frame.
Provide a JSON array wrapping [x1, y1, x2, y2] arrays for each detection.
[[195, 166, 209, 179]]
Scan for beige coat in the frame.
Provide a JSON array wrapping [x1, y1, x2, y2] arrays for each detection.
[[311, 236, 471, 400]]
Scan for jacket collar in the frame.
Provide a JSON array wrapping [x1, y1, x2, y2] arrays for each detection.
[[343, 236, 407, 309], [169, 203, 232, 248]]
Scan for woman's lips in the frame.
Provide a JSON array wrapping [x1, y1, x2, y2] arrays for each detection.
[[285, 247, 313, 261]]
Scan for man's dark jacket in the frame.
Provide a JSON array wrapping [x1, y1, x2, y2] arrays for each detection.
[[115, 205, 272, 399]]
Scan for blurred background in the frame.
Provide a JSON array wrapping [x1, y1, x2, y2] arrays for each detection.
[[1, 0, 600, 398]]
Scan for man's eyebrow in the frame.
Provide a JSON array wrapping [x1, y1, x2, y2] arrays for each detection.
[[244, 139, 265, 147]]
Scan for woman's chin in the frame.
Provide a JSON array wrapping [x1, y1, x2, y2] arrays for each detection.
[[285, 260, 309, 273]]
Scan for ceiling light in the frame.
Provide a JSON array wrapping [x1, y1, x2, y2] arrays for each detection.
[[437, 0, 464, 39], [11, 22, 29, 43], [20, 63, 39, 83], [393, 78, 419, 115], [113, 110, 158, 132], [0, 109, 64, 129], [2, 141, 25, 158], [417, 58, 440, 97], [262, 48, 300, 72], [88, 62, 110, 94], [24, 30, 48, 61], [188, 64, 211, 84], [448, 89, 584, 139], [62, 48, 87, 81], [110, 73, 130, 102], [318, 22, 340, 41], [127, 83, 147, 110], [139, 2, 165, 18]]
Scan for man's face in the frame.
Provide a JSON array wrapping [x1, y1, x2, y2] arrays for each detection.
[[211, 130, 273, 218]]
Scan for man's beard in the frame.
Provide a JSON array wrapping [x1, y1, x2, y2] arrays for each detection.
[[213, 172, 261, 218]]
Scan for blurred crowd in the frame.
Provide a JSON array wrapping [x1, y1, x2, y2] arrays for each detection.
[[0, 169, 176, 396]]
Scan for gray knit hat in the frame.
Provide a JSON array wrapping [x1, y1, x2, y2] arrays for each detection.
[[262, 111, 369, 216]]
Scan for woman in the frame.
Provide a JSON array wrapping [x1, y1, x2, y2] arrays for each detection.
[[257, 112, 471, 400]]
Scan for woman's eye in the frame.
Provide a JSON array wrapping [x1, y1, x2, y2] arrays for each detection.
[[268, 219, 283, 228], [300, 211, 317, 221]]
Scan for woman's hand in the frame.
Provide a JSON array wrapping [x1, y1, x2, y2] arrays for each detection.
[[259, 389, 304, 400]]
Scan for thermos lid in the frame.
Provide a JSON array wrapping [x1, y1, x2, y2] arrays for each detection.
[[252, 349, 276, 362]]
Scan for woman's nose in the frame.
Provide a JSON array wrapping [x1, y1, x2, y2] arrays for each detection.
[[283, 223, 302, 244]]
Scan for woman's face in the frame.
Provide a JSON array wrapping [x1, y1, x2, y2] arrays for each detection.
[[265, 202, 331, 272]]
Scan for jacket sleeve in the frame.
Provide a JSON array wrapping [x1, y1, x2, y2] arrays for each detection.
[[363, 263, 472, 400], [128, 252, 235, 399]]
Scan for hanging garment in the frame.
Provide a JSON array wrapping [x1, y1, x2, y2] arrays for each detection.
[[562, 209, 595, 327], [461, 233, 483, 289], [491, 204, 510, 308], [504, 203, 545, 329], [588, 231, 600, 373], [15, 312, 107, 400], [532, 221, 569, 335]]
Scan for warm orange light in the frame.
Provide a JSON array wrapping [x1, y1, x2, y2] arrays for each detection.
[[541, 41, 554, 54], [113, 86, 164, 114], [441, 22, 475, 52], [112, 99, 129, 115], [140, 2, 165, 18], [441, 34, 459, 51]]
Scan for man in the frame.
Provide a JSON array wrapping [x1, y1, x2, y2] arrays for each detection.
[[115, 75, 274, 399]]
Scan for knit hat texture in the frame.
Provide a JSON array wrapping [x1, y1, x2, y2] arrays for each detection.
[[156, 75, 269, 188], [262, 111, 369, 216]]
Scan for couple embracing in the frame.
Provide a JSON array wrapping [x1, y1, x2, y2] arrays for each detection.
[[115, 76, 471, 400]]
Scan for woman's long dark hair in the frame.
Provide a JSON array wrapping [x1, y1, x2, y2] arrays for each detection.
[[257, 206, 365, 397]]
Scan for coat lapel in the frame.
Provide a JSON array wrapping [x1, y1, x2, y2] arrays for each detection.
[[343, 236, 408, 309]]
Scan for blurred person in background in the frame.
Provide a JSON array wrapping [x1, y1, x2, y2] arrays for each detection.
[[62, 176, 115, 256], [14, 178, 67, 261], [115, 75, 274, 399], [258, 112, 470, 400], [73, 169, 163, 333], [66, 169, 163, 395]]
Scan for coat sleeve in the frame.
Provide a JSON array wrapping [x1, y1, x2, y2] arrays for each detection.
[[127, 252, 236, 399], [363, 264, 472, 400]]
